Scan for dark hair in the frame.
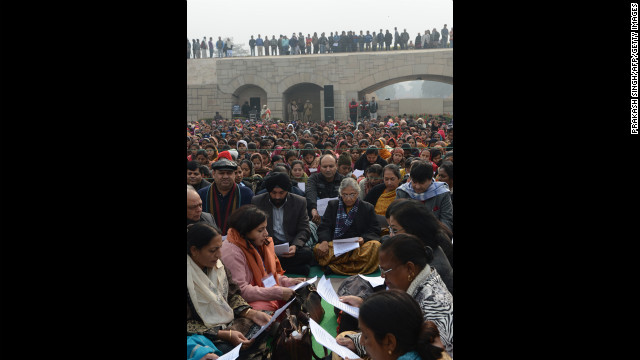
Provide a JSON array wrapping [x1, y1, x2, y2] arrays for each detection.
[[195, 149, 208, 159], [271, 155, 284, 163], [383, 163, 401, 180], [227, 205, 268, 239], [187, 223, 222, 255], [438, 161, 453, 181], [247, 142, 257, 150], [359, 290, 444, 360], [240, 159, 254, 175], [430, 148, 442, 159], [409, 161, 433, 183], [385, 199, 452, 255], [301, 148, 316, 158], [358, 139, 369, 147], [366, 163, 383, 176], [187, 161, 201, 172], [379, 233, 433, 268], [285, 150, 298, 161], [404, 157, 415, 169], [365, 145, 379, 155], [291, 160, 305, 169]]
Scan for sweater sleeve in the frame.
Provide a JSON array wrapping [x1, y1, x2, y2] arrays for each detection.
[[436, 192, 453, 231], [359, 203, 381, 242], [220, 242, 285, 303], [291, 196, 311, 248], [316, 201, 337, 243], [305, 173, 319, 214]]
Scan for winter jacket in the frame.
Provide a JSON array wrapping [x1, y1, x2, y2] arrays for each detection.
[[395, 181, 453, 231]]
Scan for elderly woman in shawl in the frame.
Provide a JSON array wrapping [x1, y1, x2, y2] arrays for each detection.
[[313, 177, 382, 275], [220, 205, 305, 311], [187, 223, 272, 357], [364, 164, 401, 217]]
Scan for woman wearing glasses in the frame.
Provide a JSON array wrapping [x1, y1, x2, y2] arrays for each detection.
[[313, 177, 382, 275], [336, 233, 453, 359]]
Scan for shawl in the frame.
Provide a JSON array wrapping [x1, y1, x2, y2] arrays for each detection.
[[225, 228, 284, 287], [374, 189, 397, 216], [292, 172, 308, 184], [397, 351, 421, 360], [375, 138, 392, 160], [186, 255, 234, 328], [205, 183, 241, 235], [334, 197, 360, 239], [396, 180, 449, 202]]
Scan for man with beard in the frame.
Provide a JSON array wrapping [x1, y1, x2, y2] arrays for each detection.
[[187, 185, 217, 227], [197, 158, 254, 236], [251, 172, 313, 275]]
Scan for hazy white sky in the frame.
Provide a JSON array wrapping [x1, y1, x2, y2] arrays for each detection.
[[187, 0, 453, 47]]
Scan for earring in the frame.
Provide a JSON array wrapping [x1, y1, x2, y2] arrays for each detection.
[[388, 350, 392, 355]]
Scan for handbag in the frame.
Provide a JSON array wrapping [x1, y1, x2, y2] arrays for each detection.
[[271, 309, 328, 360], [293, 283, 325, 324]]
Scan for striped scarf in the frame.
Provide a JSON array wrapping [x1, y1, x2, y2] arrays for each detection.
[[204, 183, 241, 235], [334, 197, 359, 239]]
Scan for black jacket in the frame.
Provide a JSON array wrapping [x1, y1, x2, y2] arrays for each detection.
[[251, 192, 310, 248], [316, 199, 380, 243], [305, 172, 345, 217]]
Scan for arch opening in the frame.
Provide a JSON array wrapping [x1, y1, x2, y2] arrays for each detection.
[[282, 83, 323, 123]]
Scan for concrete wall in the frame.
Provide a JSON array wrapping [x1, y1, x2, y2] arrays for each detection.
[[187, 48, 453, 122]]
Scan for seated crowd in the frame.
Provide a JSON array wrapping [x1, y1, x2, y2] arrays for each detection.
[[187, 114, 453, 360]]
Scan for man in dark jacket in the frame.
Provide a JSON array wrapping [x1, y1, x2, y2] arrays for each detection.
[[251, 172, 313, 275], [353, 145, 388, 172], [187, 161, 211, 191], [305, 154, 345, 225], [384, 30, 393, 51], [187, 185, 217, 228]]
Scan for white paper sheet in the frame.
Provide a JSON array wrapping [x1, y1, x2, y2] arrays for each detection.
[[332, 237, 360, 243], [248, 297, 296, 339], [274, 242, 290, 255], [316, 197, 338, 216], [288, 276, 318, 290], [309, 168, 317, 173], [352, 169, 364, 178], [309, 318, 360, 360], [297, 182, 306, 192], [222, 235, 227, 241], [316, 276, 359, 318], [216, 343, 241, 360], [333, 242, 360, 257], [358, 274, 385, 288]]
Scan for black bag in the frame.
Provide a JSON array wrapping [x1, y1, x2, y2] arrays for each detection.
[[271, 310, 327, 360], [292, 283, 325, 324], [334, 275, 375, 333]]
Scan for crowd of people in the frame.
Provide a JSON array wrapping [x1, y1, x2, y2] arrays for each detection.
[[186, 113, 453, 360], [188, 25, 452, 59]]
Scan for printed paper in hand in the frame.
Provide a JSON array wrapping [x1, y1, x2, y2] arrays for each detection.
[[297, 182, 306, 192], [358, 274, 385, 288], [317, 197, 338, 216], [317, 276, 359, 318], [274, 243, 290, 255], [288, 276, 318, 290], [309, 168, 317, 173], [216, 343, 241, 360], [332, 237, 360, 257], [309, 318, 360, 360], [352, 169, 364, 178], [248, 297, 296, 339]]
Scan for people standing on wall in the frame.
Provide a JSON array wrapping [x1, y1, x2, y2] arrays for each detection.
[[270, 35, 278, 55], [192, 39, 199, 58], [256, 34, 264, 56], [216, 36, 224, 58], [359, 97, 370, 120], [423, 30, 431, 48], [377, 29, 384, 51], [187, 38, 192, 59], [393, 27, 400, 50], [415, 32, 422, 49], [364, 30, 372, 51], [249, 35, 256, 56], [289, 33, 299, 55], [306, 34, 313, 54], [449, 28, 453, 48], [208, 37, 214, 58], [431, 28, 440, 48], [441, 24, 449, 48], [384, 29, 392, 51], [319, 32, 328, 54], [200, 37, 208, 58], [401, 28, 410, 50], [298, 32, 306, 55], [312, 32, 319, 54]]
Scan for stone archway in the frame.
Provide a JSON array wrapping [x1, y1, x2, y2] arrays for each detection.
[[233, 84, 267, 117], [282, 83, 323, 123]]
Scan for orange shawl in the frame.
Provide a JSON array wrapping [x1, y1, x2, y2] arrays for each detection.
[[376, 138, 392, 160], [226, 228, 285, 287]]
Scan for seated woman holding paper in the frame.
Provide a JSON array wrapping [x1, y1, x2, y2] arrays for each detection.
[[186, 223, 272, 358], [363, 164, 401, 217], [343, 290, 452, 360], [313, 177, 382, 276], [336, 233, 453, 358], [220, 205, 306, 312]]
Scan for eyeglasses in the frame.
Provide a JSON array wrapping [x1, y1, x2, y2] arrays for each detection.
[[187, 203, 203, 210], [379, 265, 394, 276], [389, 226, 403, 235], [341, 193, 358, 199]]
